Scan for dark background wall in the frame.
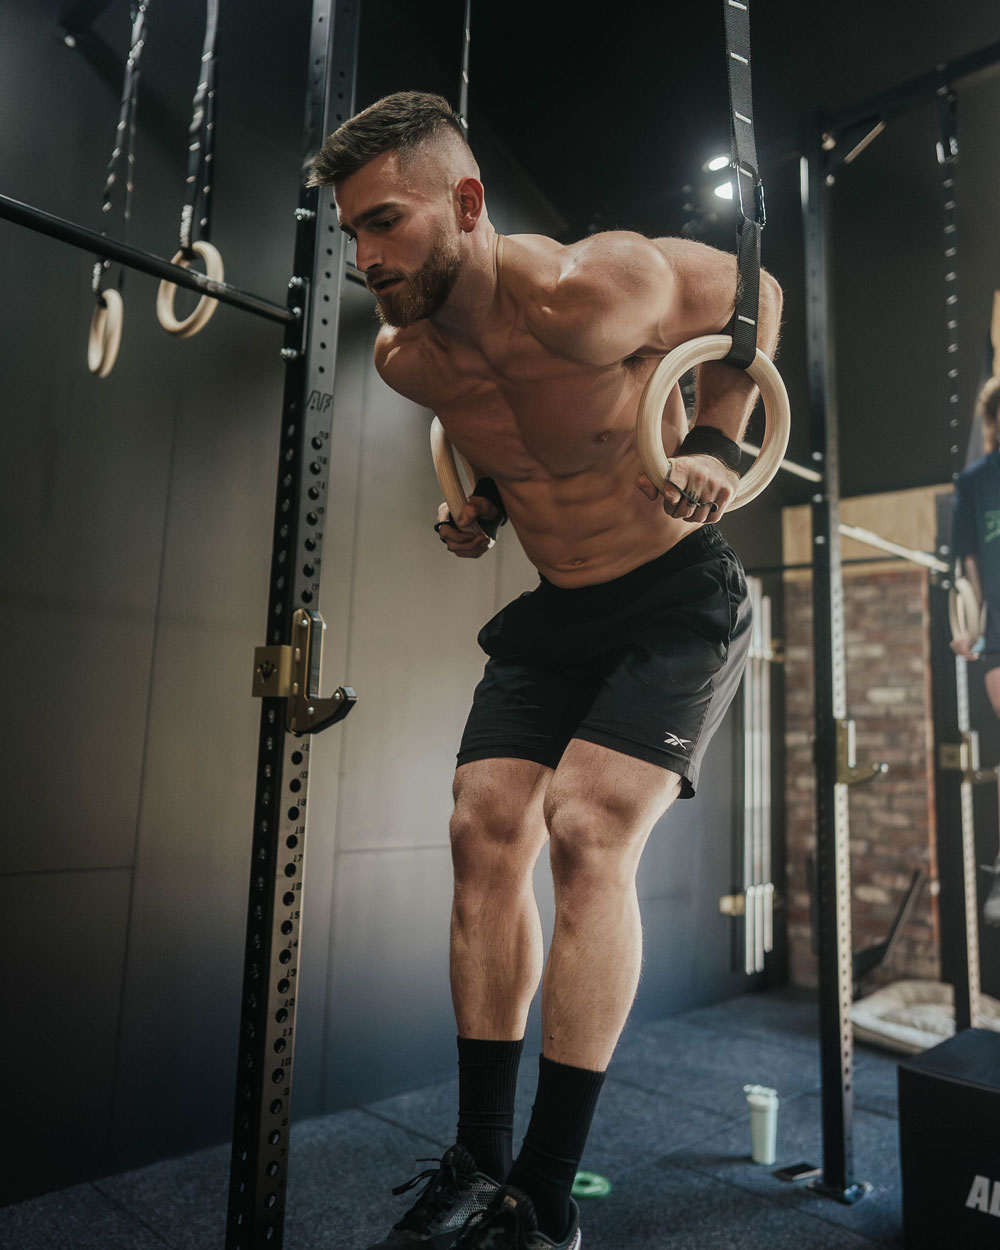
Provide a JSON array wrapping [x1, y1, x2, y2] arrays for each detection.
[[2, 0, 999, 1209]]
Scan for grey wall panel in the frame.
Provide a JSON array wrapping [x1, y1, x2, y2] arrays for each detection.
[[0, 869, 131, 1204], [628, 894, 707, 1023], [333, 372, 498, 854], [323, 846, 457, 1109], [0, 603, 154, 874], [106, 338, 283, 1167], [107, 612, 260, 1170]]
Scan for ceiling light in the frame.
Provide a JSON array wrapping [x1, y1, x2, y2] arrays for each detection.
[[713, 181, 734, 200], [706, 155, 731, 172]]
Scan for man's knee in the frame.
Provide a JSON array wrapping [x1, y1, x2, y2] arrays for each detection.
[[543, 773, 681, 889], [450, 763, 547, 880]]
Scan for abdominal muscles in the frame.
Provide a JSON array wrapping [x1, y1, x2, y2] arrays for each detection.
[[501, 444, 693, 588]]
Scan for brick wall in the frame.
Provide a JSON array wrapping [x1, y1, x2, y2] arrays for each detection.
[[784, 565, 940, 988]]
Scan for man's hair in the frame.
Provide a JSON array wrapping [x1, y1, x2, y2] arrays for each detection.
[[306, 91, 473, 187], [978, 376, 1000, 453]]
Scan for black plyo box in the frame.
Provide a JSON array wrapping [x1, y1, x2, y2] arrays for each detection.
[[898, 1027, 1000, 1248]]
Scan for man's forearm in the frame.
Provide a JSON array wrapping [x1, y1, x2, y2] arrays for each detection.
[[964, 555, 983, 604]]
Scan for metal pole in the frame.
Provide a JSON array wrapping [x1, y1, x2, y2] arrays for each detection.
[[801, 138, 869, 1205], [223, 2, 360, 1246], [0, 193, 297, 326]]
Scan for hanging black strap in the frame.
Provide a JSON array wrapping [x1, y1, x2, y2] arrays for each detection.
[[179, 0, 220, 253], [722, 0, 765, 371], [92, 0, 150, 299], [456, 0, 472, 135]]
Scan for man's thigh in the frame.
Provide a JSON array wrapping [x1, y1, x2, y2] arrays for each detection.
[[546, 738, 683, 844], [453, 755, 553, 823]]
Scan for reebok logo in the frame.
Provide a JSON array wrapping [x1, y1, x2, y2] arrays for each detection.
[[663, 732, 692, 750], [966, 1174, 1000, 1217]]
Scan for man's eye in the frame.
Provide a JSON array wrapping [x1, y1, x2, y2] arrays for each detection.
[[374, 218, 395, 230]]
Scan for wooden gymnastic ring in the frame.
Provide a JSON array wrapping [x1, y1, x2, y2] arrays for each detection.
[[87, 288, 124, 378], [636, 334, 791, 511], [949, 576, 983, 652], [155, 240, 224, 338], [429, 417, 494, 549]]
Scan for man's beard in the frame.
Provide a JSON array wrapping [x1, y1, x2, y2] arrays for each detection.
[[371, 232, 461, 328]]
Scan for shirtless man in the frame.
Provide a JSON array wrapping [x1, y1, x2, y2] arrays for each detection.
[[308, 91, 782, 1250]]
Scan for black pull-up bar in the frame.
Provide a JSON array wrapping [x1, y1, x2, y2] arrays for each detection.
[[0, 191, 297, 326], [825, 39, 1000, 143]]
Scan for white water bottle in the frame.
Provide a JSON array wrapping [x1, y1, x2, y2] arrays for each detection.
[[744, 1084, 779, 1165]]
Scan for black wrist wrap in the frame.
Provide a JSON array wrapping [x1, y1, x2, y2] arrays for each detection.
[[678, 426, 742, 472], [472, 476, 507, 540]]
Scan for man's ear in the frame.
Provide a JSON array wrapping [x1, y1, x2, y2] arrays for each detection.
[[455, 177, 485, 232]]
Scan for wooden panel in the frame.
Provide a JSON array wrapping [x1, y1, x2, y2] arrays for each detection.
[[782, 483, 953, 571]]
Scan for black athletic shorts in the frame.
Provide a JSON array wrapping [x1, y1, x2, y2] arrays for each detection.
[[457, 525, 752, 798]]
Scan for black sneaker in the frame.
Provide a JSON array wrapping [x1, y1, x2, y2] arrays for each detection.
[[365, 1144, 501, 1248], [455, 1186, 582, 1250]]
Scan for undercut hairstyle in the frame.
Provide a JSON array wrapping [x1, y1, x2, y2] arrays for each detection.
[[306, 91, 474, 187], [978, 376, 1000, 453]]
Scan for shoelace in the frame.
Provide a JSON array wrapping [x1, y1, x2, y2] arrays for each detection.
[[392, 1156, 464, 1231]]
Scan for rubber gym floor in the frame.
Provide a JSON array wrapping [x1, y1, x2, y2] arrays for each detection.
[[0, 988, 903, 1249]]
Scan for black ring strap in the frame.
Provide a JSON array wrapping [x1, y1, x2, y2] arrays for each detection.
[[722, 0, 765, 371], [92, 0, 150, 300], [456, 0, 472, 134], [179, 0, 220, 253]]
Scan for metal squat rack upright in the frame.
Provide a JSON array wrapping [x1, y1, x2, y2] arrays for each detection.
[[801, 35, 1000, 1205], [224, 2, 361, 1247]]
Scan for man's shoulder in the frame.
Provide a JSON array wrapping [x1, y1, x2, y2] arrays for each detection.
[[959, 453, 999, 485], [508, 230, 668, 366], [373, 323, 437, 402], [515, 230, 663, 287]]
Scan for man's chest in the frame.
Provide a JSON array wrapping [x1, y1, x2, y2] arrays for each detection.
[[382, 332, 656, 479]]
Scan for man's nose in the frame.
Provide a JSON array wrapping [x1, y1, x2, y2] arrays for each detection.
[[356, 236, 382, 273]]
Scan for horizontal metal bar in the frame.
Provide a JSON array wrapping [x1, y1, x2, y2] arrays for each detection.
[[826, 39, 1000, 135], [838, 523, 949, 573], [740, 439, 823, 482], [743, 555, 937, 577], [0, 193, 297, 326]]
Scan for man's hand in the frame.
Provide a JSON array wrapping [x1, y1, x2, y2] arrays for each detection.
[[949, 637, 980, 661], [636, 452, 739, 523], [434, 494, 498, 558]]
